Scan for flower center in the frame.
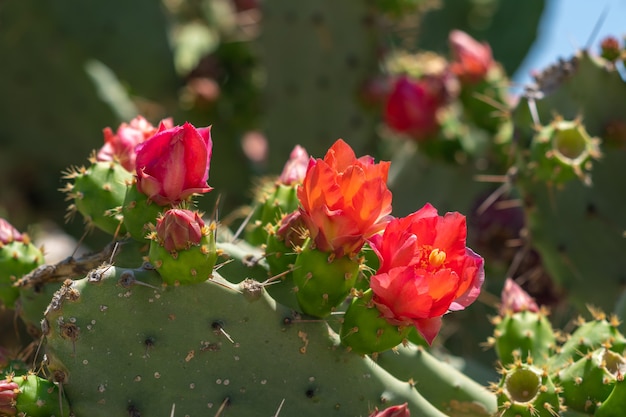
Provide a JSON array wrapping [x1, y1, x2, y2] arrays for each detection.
[[428, 248, 446, 267]]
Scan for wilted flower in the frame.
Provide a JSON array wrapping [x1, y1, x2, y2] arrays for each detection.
[[278, 145, 309, 185], [384, 75, 448, 141], [368, 203, 484, 344], [369, 403, 410, 417], [449, 30, 494, 84], [0, 219, 22, 245], [297, 139, 392, 257], [135, 122, 213, 205], [97, 116, 173, 172], [155, 209, 206, 252], [499, 278, 539, 315]]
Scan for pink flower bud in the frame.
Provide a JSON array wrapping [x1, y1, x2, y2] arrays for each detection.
[[369, 403, 410, 417], [97, 116, 173, 172], [156, 209, 205, 252], [449, 30, 494, 84], [135, 122, 213, 205], [0, 379, 19, 416], [0, 219, 22, 245], [278, 145, 309, 185], [499, 278, 539, 315]]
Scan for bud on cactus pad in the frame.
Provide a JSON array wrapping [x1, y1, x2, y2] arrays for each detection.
[[0, 219, 44, 308], [529, 118, 601, 185], [62, 160, 133, 235], [149, 209, 217, 285]]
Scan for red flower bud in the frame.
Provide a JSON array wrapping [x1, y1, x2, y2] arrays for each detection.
[[600, 36, 622, 62], [297, 139, 392, 257], [135, 122, 213, 205], [384, 75, 447, 141], [0, 219, 22, 245], [278, 145, 309, 185], [156, 209, 205, 252], [369, 403, 410, 417], [449, 30, 494, 84], [97, 116, 173, 172]]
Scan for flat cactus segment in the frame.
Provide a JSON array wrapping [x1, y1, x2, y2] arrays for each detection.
[[43, 265, 446, 416]]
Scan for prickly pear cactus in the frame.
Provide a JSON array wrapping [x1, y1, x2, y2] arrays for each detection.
[[511, 51, 626, 311]]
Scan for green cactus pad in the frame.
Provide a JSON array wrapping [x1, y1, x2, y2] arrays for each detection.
[[64, 161, 132, 235], [43, 265, 449, 416], [0, 241, 44, 309], [292, 242, 360, 318]]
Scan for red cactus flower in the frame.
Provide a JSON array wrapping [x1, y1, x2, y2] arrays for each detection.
[[0, 219, 22, 245], [97, 116, 173, 172], [278, 145, 309, 185], [369, 403, 410, 417], [449, 30, 494, 84], [135, 122, 213, 205], [0, 379, 18, 416], [384, 75, 447, 141], [156, 209, 206, 252], [297, 139, 392, 257], [499, 278, 539, 315], [368, 204, 484, 344]]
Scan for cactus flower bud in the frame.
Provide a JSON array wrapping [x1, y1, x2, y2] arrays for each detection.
[[369, 403, 410, 417], [97, 116, 173, 172], [449, 30, 494, 84], [499, 278, 539, 315], [0, 379, 18, 416], [135, 122, 213, 205], [0, 219, 22, 245], [278, 145, 309, 185], [155, 209, 204, 252], [600, 36, 622, 63], [297, 139, 392, 257], [384, 75, 448, 141], [149, 209, 217, 285]]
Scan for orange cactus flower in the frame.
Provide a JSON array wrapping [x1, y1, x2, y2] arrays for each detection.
[[297, 139, 392, 257], [368, 204, 484, 344]]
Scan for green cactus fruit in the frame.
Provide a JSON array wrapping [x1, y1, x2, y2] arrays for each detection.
[[594, 369, 626, 417], [0, 373, 70, 417], [121, 181, 165, 241], [555, 348, 625, 414], [246, 182, 300, 246], [528, 118, 601, 185], [458, 69, 509, 135], [148, 210, 218, 285], [42, 265, 449, 416], [292, 240, 360, 317], [491, 309, 556, 367], [62, 160, 133, 235], [0, 240, 44, 309], [549, 312, 626, 373], [494, 362, 563, 417], [341, 289, 410, 355]]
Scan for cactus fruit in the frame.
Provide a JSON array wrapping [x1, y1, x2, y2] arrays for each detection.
[[121, 182, 165, 241], [62, 160, 132, 235], [493, 361, 564, 417], [0, 373, 69, 417]]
